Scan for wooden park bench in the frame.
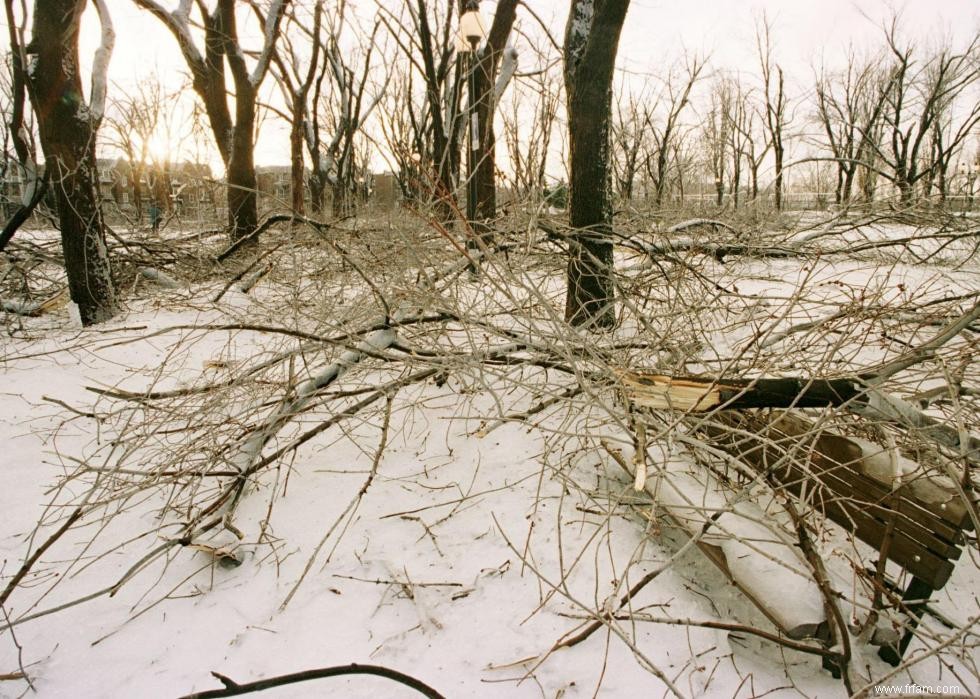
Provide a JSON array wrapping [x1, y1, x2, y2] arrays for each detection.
[[711, 411, 973, 667], [616, 370, 976, 671]]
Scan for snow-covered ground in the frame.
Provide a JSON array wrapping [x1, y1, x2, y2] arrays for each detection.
[[1, 219, 977, 697]]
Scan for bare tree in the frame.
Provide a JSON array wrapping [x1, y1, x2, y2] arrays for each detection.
[[0, 0, 45, 251], [644, 55, 704, 208], [919, 42, 980, 203], [271, 1, 322, 219], [563, 0, 630, 328], [725, 79, 748, 208], [320, 14, 386, 217], [132, 0, 288, 242], [378, 0, 465, 218], [814, 48, 892, 206], [725, 79, 769, 204], [24, 0, 117, 324], [872, 22, 980, 204], [376, 66, 423, 200], [757, 16, 788, 210], [702, 78, 731, 207], [103, 75, 186, 219], [500, 62, 560, 201], [611, 88, 647, 200]]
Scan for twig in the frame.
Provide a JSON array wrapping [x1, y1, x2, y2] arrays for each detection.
[[0, 507, 83, 609]]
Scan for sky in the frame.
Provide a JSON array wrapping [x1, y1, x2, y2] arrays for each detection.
[[66, 0, 980, 171]]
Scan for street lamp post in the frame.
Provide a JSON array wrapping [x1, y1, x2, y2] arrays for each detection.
[[457, 0, 486, 235]]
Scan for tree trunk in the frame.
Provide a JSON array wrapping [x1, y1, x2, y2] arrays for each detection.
[[28, 0, 116, 325], [309, 170, 327, 215], [773, 147, 784, 210], [562, 0, 630, 329], [898, 177, 914, 204], [331, 182, 352, 218], [227, 84, 258, 243], [841, 168, 855, 206], [653, 145, 670, 208], [289, 97, 305, 219]]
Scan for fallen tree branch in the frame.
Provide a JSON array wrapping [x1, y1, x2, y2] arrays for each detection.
[[0, 171, 48, 253], [212, 241, 286, 303], [214, 213, 333, 262], [137, 266, 184, 289], [179, 663, 446, 698], [618, 372, 980, 467]]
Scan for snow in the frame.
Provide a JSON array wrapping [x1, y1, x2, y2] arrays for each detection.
[[644, 455, 827, 636], [1, 220, 978, 698]]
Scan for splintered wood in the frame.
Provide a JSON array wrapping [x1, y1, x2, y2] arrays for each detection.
[[615, 369, 723, 411]]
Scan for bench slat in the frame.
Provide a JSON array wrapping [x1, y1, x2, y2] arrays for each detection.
[[770, 461, 957, 589]]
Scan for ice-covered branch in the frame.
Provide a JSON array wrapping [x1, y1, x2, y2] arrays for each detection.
[[131, 0, 204, 70], [493, 46, 518, 102], [88, 0, 115, 123], [249, 0, 288, 88]]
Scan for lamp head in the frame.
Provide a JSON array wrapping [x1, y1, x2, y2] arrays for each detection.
[[457, 1, 486, 52]]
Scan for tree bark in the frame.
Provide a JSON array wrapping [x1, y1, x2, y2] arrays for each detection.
[[562, 0, 630, 329], [28, 0, 117, 325], [309, 171, 327, 215]]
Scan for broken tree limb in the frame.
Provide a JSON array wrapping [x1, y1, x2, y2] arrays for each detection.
[[212, 240, 287, 302], [640, 239, 798, 263], [1, 297, 42, 317], [664, 218, 742, 236], [864, 298, 980, 382], [617, 372, 863, 411], [223, 327, 397, 486], [1, 289, 65, 316], [214, 213, 333, 262], [235, 262, 272, 294], [618, 371, 980, 468]]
